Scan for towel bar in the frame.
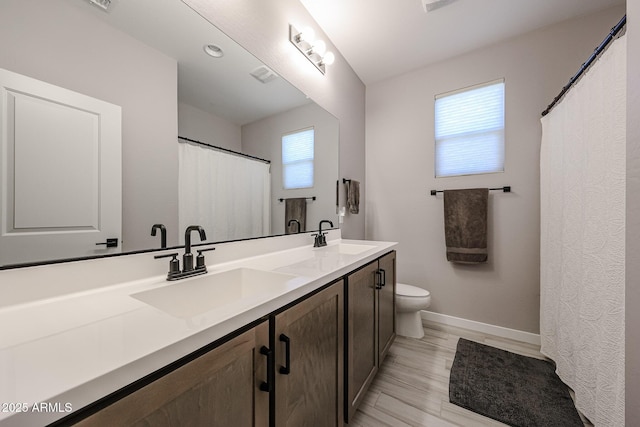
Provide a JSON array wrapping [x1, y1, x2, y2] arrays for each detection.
[[430, 186, 511, 196], [278, 197, 316, 202]]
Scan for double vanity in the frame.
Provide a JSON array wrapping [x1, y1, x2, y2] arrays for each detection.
[[0, 1, 386, 425], [0, 230, 397, 426]]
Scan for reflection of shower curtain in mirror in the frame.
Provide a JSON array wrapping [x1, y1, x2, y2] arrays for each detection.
[[178, 142, 270, 243]]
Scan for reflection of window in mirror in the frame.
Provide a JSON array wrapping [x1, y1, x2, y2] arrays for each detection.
[[282, 127, 315, 189]]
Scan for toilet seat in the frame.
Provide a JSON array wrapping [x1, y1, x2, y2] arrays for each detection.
[[396, 283, 430, 298]]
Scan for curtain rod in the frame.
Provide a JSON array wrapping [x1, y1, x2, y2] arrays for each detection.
[[178, 136, 271, 164], [430, 186, 511, 196], [541, 15, 626, 117]]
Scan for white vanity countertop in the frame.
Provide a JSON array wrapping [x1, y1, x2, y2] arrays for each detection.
[[0, 238, 396, 426]]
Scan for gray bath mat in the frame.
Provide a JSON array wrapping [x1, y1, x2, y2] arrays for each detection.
[[449, 338, 583, 427]]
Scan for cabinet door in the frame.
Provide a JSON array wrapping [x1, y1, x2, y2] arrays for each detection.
[[345, 261, 378, 422], [274, 281, 344, 427], [378, 251, 396, 363], [76, 321, 269, 427]]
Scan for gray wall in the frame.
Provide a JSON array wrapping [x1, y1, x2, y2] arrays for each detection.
[[365, 6, 625, 334], [242, 103, 340, 234], [0, 0, 179, 251], [178, 102, 242, 151], [183, 0, 366, 239], [627, 0, 639, 423]]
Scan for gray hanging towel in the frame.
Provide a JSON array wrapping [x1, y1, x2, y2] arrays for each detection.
[[346, 180, 360, 214], [285, 198, 307, 234], [443, 188, 489, 264]]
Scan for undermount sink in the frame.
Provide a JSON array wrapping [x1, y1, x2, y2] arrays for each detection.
[[131, 268, 297, 318], [276, 242, 379, 278], [315, 243, 376, 255]]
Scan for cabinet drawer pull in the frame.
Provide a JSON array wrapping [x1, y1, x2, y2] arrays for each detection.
[[375, 270, 382, 290], [279, 334, 291, 375], [259, 346, 273, 392], [379, 268, 386, 287]]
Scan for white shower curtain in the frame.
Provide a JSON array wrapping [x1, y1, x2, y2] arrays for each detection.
[[540, 36, 626, 426], [178, 142, 270, 243]]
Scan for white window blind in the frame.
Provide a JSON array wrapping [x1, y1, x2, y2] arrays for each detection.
[[435, 79, 505, 177], [282, 127, 314, 189]]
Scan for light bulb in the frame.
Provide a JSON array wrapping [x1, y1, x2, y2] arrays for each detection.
[[313, 40, 327, 56], [322, 51, 335, 65], [309, 52, 323, 63], [302, 26, 315, 43]]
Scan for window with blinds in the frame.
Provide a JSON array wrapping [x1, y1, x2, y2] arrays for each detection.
[[282, 127, 314, 189], [435, 79, 505, 177]]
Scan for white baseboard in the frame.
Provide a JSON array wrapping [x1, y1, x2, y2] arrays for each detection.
[[420, 310, 541, 346]]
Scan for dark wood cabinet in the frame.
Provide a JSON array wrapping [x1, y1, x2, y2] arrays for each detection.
[[345, 260, 378, 422], [377, 252, 396, 363], [76, 321, 270, 427], [274, 280, 344, 427], [75, 282, 345, 427], [345, 251, 396, 422], [70, 252, 395, 427]]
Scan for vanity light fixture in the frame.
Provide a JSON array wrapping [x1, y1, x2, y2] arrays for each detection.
[[289, 24, 335, 75], [203, 44, 224, 58]]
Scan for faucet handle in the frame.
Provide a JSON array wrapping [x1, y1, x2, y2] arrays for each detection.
[[196, 246, 216, 269], [154, 252, 180, 276], [196, 247, 216, 255], [154, 252, 179, 261], [311, 233, 325, 248]]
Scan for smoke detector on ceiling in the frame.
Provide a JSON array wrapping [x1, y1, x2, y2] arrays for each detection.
[[422, 0, 458, 13]]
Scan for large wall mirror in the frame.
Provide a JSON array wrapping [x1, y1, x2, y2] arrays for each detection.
[[0, 0, 339, 268]]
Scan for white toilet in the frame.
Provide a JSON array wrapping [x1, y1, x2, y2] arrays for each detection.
[[395, 283, 431, 339]]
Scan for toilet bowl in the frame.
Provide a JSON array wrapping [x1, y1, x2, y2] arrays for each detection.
[[395, 283, 431, 339]]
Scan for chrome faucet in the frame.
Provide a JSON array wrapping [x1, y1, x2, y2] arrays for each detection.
[[288, 219, 301, 233], [154, 225, 214, 281], [313, 220, 334, 247], [151, 224, 167, 248]]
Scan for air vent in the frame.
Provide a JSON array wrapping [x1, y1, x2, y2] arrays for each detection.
[[250, 66, 279, 84], [87, 0, 111, 11], [422, 0, 457, 13]]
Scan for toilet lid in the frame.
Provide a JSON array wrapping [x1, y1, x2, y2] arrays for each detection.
[[396, 283, 430, 297]]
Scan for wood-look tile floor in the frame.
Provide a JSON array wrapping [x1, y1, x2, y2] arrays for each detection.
[[349, 320, 593, 427]]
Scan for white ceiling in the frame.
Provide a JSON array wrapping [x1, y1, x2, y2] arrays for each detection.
[[300, 0, 625, 85], [79, 0, 310, 125]]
